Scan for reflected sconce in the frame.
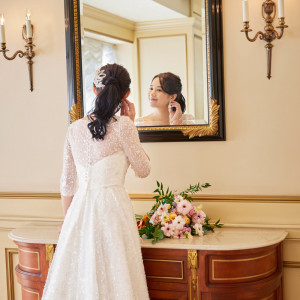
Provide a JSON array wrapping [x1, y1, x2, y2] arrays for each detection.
[[241, 0, 288, 79], [0, 10, 35, 91]]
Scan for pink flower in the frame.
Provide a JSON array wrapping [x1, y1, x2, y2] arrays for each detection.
[[162, 224, 174, 237], [157, 204, 170, 216], [182, 227, 191, 233], [150, 212, 160, 225], [192, 210, 206, 224], [188, 207, 196, 217], [176, 199, 192, 215], [173, 230, 185, 239]]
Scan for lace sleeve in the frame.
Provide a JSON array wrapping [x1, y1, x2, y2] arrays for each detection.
[[119, 116, 150, 178], [60, 128, 77, 196]]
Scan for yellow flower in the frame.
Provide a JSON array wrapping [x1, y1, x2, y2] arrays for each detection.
[[169, 212, 177, 221], [162, 213, 169, 223], [183, 215, 191, 224]]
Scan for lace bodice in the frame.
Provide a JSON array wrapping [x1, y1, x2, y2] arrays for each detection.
[[60, 116, 150, 196]]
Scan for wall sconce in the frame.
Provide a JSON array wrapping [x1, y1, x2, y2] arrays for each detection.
[[0, 10, 35, 91], [241, 0, 288, 79]]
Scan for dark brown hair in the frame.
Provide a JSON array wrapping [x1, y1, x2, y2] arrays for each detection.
[[152, 72, 186, 113], [88, 63, 131, 140]]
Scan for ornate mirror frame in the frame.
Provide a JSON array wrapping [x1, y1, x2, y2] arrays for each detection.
[[64, 0, 225, 142]]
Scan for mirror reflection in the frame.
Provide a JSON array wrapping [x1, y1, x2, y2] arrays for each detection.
[[80, 0, 208, 126]]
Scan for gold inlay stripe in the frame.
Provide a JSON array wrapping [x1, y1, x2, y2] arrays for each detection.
[[143, 258, 184, 280], [261, 294, 274, 300], [23, 288, 40, 300], [19, 248, 40, 271], [212, 251, 276, 281]]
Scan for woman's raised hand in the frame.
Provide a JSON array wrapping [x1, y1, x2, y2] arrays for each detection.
[[121, 98, 136, 122], [169, 101, 183, 125]]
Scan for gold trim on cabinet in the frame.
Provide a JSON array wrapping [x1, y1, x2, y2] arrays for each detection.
[[261, 294, 274, 300], [188, 250, 199, 300], [5, 248, 18, 300], [212, 251, 276, 281], [23, 288, 40, 300], [18, 248, 40, 271], [143, 258, 184, 280], [46, 244, 55, 269]]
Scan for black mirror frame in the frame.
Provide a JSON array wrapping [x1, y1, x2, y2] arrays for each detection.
[[64, 0, 225, 142]]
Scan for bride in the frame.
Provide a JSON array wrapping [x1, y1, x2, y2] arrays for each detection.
[[42, 63, 150, 300]]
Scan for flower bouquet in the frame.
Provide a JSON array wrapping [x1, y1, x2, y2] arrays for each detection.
[[137, 181, 223, 243]]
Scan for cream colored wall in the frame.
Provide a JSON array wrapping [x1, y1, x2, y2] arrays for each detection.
[[138, 35, 188, 117], [0, 0, 300, 300]]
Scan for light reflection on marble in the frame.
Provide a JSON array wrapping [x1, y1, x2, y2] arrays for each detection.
[[9, 224, 287, 251]]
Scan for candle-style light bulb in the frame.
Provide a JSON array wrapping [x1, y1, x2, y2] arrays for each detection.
[[242, 0, 249, 22], [0, 14, 6, 43], [25, 9, 32, 39], [278, 0, 284, 18]]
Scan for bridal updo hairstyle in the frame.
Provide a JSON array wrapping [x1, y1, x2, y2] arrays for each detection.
[[152, 72, 186, 113], [88, 63, 131, 140]]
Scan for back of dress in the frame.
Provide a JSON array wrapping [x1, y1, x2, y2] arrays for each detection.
[[60, 116, 150, 196], [42, 116, 151, 300]]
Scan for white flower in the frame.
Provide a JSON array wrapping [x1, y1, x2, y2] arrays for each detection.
[[193, 223, 204, 236], [174, 195, 184, 204], [173, 215, 185, 230]]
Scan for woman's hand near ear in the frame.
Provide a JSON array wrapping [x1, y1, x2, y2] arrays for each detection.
[[169, 101, 183, 125], [121, 99, 136, 122]]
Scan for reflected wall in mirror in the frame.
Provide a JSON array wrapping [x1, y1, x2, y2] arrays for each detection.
[[64, 0, 225, 142]]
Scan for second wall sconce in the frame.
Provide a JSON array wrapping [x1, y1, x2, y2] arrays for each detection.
[[241, 0, 288, 79], [0, 10, 35, 91]]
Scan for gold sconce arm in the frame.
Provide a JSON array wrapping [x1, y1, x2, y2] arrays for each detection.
[[0, 19, 35, 91], [241, 0, 288, 79]]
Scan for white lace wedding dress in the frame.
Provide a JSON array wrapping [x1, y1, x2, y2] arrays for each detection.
[[42, 116, 151, 300]]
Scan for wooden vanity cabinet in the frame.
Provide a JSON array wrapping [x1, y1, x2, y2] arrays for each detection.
[[141, 243, 283, 300], [10, 227, 286, 300]]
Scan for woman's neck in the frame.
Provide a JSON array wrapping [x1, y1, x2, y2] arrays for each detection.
[[149, 107, 169, 124]]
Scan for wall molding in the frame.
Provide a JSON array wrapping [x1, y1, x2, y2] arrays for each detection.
[[1, 217, 299, 231], [1, 193, 300, 203], [284, 261, 300, 269]]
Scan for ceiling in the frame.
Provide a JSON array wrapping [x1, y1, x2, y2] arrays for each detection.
[[83, 0, 186, 22]]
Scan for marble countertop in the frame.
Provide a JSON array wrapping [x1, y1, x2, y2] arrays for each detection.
[[8, 223, 287, 251]]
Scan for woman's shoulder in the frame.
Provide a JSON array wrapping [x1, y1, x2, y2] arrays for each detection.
[[118, 116, 135, 128], [182, 113, 195, 120]]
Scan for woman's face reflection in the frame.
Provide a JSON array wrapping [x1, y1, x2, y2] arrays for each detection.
[[148, 77, 175, 110]]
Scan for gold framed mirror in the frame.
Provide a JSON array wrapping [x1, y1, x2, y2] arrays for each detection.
[[64, 0, 225, 142]]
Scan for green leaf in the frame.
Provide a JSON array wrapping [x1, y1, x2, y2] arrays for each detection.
[[156, 181, 160, 187], [152, 227, 164, 241]]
